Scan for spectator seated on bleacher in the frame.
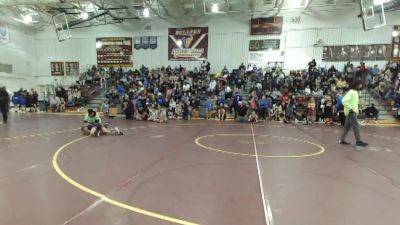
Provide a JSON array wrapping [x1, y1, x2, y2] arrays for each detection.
[[365, 104, 379, 120], [49, 95, 60, 112]]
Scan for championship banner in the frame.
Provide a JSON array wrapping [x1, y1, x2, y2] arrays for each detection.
[[51, 62, 65, 76], [142, 36, 149, 49], [96, 37, 133, 68], [168, 27, 208, 61], [65, 62, 79, 76], [134, 36, 157, 50], [392, 25, 400, 59], [134, 37, 142, 50], [0, 24, 10, 44], [376, 44, 391, 60], [249, 39, 280, 51], [323, 44, 391, 61], [149, 36, 157, 49]]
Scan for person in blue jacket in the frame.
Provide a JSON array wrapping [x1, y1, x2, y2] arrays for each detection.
[[259, 95, 272, 121], [205, 96, 214, 120]]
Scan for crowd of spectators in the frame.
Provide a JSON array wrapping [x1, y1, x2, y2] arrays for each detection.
[[92, 59, 400, 124], [8, 59, 399, 122]]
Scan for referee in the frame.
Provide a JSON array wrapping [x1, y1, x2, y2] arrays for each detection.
[[339, 79, 368, 147]]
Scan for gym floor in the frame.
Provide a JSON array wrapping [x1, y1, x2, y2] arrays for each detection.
[[0, 114, 400, 225]]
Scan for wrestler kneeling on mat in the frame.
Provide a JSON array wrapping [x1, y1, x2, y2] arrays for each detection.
[[81, 109, 123, 137]]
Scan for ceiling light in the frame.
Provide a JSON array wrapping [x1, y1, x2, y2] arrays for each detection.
[[80, 12, 89, 20], [96, 41, 103, 48], [373, 0, 390, 5], [287, 0, 308, 8], [143, 8, 150, 17], [176, 39, 183, 46], [22, 14, 32, 24], [211, 3, 219, 13], [393, 30, 400, 37]]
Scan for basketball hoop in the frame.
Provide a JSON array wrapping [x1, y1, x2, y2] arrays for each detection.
[[52, 13, 71, 42]]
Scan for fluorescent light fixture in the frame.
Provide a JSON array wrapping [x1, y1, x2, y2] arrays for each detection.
[[393, 30, 400, 37], [143, 8, 150, 17], [80, 12, 89, 19], [373, 0, 390, 5], [211, 3, 219, 13], [176, 39, 183, 46], [22, 14, 32, 24], [287, 0, 308, 8], [96, 41, 103, 48]]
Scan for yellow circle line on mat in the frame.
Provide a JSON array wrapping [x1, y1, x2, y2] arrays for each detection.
[[52, 136, 199, 225], [195, 134, 326, 158]]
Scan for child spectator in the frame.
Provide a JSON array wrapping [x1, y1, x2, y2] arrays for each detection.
[[59, 98, 66, 112], [206, 96, 214, 120], [307, 97, 316, 124], [216, 95, 226, 122], [102, 100, 110, 117], [248, 111, 259, 123], [148, 105, 158, 121]]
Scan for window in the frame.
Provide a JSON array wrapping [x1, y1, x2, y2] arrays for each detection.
[[0, 63, 13, 73]]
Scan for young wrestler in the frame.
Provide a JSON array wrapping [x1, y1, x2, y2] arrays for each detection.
[[81, 109, 123, 137]]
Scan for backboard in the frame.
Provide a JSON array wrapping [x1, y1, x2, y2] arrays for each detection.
[[359, 0, 386, 31], [52, 13, 71, 42]]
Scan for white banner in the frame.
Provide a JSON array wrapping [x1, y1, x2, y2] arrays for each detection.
[[249, 51, 284, 62], [0, 24, 10, 44]]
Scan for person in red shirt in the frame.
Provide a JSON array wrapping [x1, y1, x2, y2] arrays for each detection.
[[360, 62, 366, 74], [280, 92, 290, 105]]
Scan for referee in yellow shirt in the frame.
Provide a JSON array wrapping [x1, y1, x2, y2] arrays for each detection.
[[339, 79, 368, 147]]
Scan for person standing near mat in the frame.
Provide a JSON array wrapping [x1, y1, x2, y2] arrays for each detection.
[[0, 86, 10, 124], [339, 79, 368, 147]]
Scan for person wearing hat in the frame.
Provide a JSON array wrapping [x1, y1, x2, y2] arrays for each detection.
[[0, 86, 10, 123]]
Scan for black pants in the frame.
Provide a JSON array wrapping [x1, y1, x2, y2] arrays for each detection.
[[339, 112, 345, 126], [0, 106, 8, 122], [260, 108, 267, 120]]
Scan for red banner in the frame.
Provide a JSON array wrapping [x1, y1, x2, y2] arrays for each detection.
[[168, 27, 208, 61], [51, 62, 65, 76]]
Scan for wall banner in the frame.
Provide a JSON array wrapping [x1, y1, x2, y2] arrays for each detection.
[[168, 27, 208, 61], [141, 36, 149, 49], [51, 62, 65, 76], [392, 25, 400, 59], [149, 36, 157, 49], [249, 39, 280, 51], [134, 37, 142, 50], [96, 37, 133, 68], [65, 62, 79, 76], [323, 44, 391, 62], [134, 36, 157, 50]]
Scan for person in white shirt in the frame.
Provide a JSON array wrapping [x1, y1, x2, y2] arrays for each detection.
[[209, 79, 217, 93], [183, 83, 191, 92], [49, 95, 60, 112], [225, 85, 232, 99]]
